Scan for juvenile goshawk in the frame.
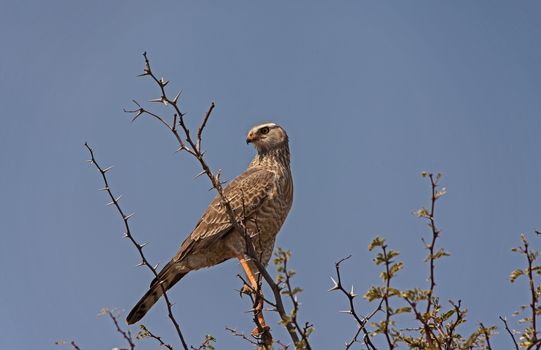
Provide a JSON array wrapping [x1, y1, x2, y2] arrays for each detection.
[[127, 122, 293, 325]]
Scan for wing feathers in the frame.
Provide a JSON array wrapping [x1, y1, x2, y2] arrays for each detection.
[[173, 168, 275, 262]]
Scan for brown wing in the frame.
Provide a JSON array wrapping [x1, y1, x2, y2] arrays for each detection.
[[127, 167, 276, 325], [173, 167, 276, 262]]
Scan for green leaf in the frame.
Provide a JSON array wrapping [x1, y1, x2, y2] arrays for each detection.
[[394, 307, 412, 315], [368, 237, 385, 251], [510, 269, 525, 283]]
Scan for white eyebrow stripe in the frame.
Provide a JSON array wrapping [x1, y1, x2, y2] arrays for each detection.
[[256, 123, 277, 129]]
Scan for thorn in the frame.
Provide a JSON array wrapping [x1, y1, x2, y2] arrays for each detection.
[[137, 72, 149, 77], [149, 97, 164, 104], [159, 78, 169, 87], [131, 109, 144, 122], [153, 263, 159, 270], [102, 166, 114, 173], [138, 242, 148, 249], [193, 170, 206, 179], [124, 213, 135, 220], [136, 261, 145, 267], [339, 310, 353, 314], [172, 90, 182, 104], [86, 159, 93, 164], [327, 276, 339, 292], [175, 146, 185, 153], [106, 195, 122, 206], [99, 187, 109, 191], [122, 232, 129, 238], [350, 285, 357, 298]]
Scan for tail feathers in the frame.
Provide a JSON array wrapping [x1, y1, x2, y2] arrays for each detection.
[[126, 263, 186, 325]]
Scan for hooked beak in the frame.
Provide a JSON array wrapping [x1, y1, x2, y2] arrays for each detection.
[[246, 132, 257, 144]]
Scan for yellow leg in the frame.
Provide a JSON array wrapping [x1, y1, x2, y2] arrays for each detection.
[[237, 255, 269, 334]]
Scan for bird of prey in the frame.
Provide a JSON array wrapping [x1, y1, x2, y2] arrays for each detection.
[[126, 122, 293, 326]]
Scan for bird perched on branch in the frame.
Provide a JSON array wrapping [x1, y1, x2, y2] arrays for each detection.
[[127, 122, 293, 326]]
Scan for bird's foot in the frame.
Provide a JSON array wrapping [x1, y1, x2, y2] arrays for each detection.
[[252, 325, 272, 347], [240, 283, 254, 296]]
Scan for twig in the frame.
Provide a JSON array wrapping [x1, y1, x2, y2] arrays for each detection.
[[196, 102, 215, 152], [225, 326, 259, 346], [425, 173, 440, 315], [190, 335, 216, 350], [137, 325, 173, 350], [445, 300, 464, 349], [85, 143, 189, 350], [55, 340, 82, 350], [418, 172, 446, 349], [381, 244, 395, 350], [100, 309, 135, 350], [499, 316, 519, 350], [479, 323, 494, 350], [524, 237, 539, 349], [280, 250, 313, 349]]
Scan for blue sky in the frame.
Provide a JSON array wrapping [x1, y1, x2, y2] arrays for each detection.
[[1, 1, 541, 349]]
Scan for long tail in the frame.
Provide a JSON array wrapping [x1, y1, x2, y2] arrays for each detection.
[[126, 262, 187, 324]]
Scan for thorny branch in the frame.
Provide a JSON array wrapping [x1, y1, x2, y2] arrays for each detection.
[[84, 143, 189, 350], [124, 51, 308, 348], [329, 172, 501, 350], [329, 255, 381, 350]]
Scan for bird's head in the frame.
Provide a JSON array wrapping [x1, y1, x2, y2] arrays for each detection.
[[246, 122, 288, 154]]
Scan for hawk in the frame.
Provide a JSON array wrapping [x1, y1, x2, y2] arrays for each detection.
[[127, 122, 293, 325]]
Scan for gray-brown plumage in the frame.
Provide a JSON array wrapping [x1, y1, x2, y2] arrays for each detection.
[[127, 122, 293, 324]]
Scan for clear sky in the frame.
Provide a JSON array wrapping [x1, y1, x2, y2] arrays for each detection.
[[1, 1, 541, 349]]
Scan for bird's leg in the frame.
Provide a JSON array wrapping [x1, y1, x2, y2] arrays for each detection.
[[237, 255, 272, 345]]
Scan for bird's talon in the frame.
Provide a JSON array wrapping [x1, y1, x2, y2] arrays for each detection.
[[251, 326, 272, 346], [240, 283, 253, 295]]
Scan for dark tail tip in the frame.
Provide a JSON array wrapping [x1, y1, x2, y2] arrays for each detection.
[[126, 308, 143, 325]]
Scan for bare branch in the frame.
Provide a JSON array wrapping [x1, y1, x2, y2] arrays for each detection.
[[225, 326, 259, 346], [55, 340, 82, 350], [196, 102, 216, 152], [100, 308, 135, 350], [85, 143, 189, 350], [499, 316, 519, 350]]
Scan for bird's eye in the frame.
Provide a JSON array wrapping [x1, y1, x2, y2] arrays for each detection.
[[260, 127, 270, 135]]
